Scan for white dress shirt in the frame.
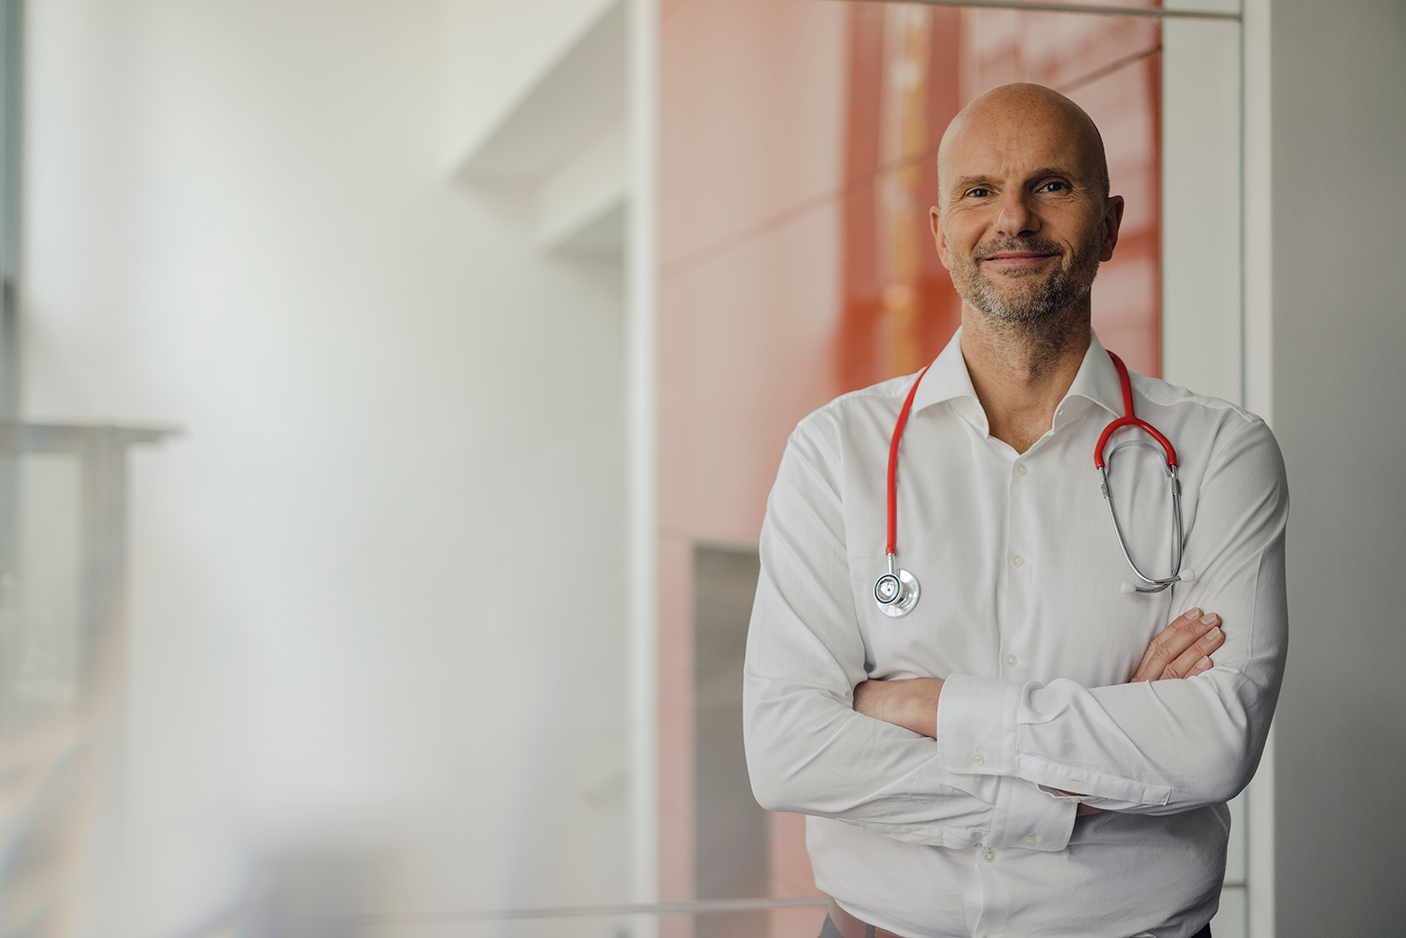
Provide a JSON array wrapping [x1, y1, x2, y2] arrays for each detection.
[[743, 329, 1287, 938]]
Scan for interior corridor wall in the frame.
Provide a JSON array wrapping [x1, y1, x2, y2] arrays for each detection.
[[1269, 0, 1406, 934], [24, 0, 628, 935]]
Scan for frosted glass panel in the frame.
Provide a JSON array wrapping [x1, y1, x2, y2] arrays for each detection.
[[1, 453, 84, 724]]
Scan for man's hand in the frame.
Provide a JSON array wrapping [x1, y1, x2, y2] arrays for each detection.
[[1127, 607, 1223, 683]]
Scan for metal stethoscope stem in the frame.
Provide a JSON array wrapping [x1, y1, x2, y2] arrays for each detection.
[[1098, 457, 1186, 594], [1095, 351, 1192, 594]]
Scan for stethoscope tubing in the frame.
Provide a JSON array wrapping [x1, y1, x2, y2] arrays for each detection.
[[874, 348, 1187, 614], [1096, 352, 1178, 470], [874, 363, 933, 617], [885, 362, 934, 558]]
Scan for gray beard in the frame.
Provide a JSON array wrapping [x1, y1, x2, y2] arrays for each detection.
[[967, 256, 1095, 324], [960, 235, 1102, 327]]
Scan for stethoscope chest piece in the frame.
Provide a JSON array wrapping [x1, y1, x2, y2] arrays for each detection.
[[874, 563, 920, 618]]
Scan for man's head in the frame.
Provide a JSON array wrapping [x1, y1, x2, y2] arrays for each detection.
[[931, 83, 1123, 331]]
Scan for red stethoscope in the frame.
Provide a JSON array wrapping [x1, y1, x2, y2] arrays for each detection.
[[873, 350, 1192, 618]]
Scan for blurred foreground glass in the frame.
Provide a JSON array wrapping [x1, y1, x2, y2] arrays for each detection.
[[0, 0, 1247, 935], [0, 425, 171, 933]]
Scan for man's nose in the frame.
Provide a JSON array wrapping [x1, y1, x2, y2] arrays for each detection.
[[994, 191, 1039, 237]]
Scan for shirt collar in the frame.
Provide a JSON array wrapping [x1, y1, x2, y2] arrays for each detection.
[[911, 327, 1129, 428], [1059, 330, 1127, 420]]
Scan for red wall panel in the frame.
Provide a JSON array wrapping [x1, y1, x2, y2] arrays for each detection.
[[657, 5, 1163, 933]]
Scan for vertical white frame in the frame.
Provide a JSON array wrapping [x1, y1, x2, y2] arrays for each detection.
[[1161, 15, 1242, 405], [1241, 0, 1273, 936], [1163, 3, 1275, 937], [626, 0, 661, 935]]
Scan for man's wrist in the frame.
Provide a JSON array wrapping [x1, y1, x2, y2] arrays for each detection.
[[905, 678, 943, 737]]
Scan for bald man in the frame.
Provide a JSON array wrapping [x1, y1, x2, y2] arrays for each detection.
[[744, 84, 1287, 938]]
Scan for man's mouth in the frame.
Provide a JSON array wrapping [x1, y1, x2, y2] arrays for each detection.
[[979, 250, 1059, 270]]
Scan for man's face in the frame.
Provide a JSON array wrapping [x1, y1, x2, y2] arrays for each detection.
[[932, 103, 1124, 326]]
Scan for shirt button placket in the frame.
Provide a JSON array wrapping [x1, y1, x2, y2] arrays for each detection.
[[1003, 455, 1033, 705]]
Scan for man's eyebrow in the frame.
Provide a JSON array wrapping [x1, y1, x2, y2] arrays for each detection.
[[1024, 166, 1079, 182], [949, 174, 995, 193]]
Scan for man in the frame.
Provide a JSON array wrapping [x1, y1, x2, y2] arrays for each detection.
[[743, 83, 1287, 938]]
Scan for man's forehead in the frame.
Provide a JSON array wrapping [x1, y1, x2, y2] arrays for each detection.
[[937, 84, 1104, 187], [943, 111, 1087, 174]]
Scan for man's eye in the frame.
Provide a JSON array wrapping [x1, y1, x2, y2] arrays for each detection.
[[1040, 181, 1068, 193], [967, 187, 990, 198]]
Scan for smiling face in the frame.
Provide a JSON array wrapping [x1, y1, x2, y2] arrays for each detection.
[[932, 84, 1124, 328]]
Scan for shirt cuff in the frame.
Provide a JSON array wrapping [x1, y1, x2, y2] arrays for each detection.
[[939, 674, 1075, 851], [937, 673, 1021, 777], [989, 777, 1077, 851]]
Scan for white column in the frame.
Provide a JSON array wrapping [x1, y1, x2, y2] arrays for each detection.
[[625, 0, 660, 934], [1241, 0, 1274, 936]]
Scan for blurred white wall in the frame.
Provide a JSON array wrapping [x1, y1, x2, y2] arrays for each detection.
[[441, 0, 619, 172], [23, 0, 629, 935]]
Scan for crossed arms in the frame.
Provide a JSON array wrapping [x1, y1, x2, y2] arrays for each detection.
[[852, 607, 1227, 816], [742, 412, 1288, 851]]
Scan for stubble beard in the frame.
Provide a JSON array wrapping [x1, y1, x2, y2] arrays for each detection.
[[954, 230, 1104, 337]]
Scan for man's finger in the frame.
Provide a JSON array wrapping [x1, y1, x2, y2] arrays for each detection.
[[1132, 607, 1203, 677], [1159, 626, 1224, 680], [1130, 610, 1219, 683]]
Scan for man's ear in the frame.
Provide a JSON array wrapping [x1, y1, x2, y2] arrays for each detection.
[[1099, 194, 1126, 262], [931, 206, 951, 271]]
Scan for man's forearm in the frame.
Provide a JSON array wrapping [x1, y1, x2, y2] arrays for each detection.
[[851, 610, 1226, 819], [852, 609, 1223, 739], [851, 677, 944, 737]]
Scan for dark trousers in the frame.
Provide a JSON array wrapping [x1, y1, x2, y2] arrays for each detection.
[[817, 917, 1212, 938]]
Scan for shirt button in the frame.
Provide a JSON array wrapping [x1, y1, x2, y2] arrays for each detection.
[[1014, 463, 1027, 476], [970, 751, 985, 766], [1004, 653, 1018, 667], [1023, 834, 1038, 846], [983, 848, 996, 862], [1009, 554, 1024, 568]]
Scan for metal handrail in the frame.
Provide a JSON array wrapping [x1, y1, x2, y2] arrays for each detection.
[[348, 896, 832, 925], [845, 0, 1242, 21]]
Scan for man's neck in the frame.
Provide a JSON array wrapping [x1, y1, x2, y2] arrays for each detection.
[[958, 305, 1091, 454]]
